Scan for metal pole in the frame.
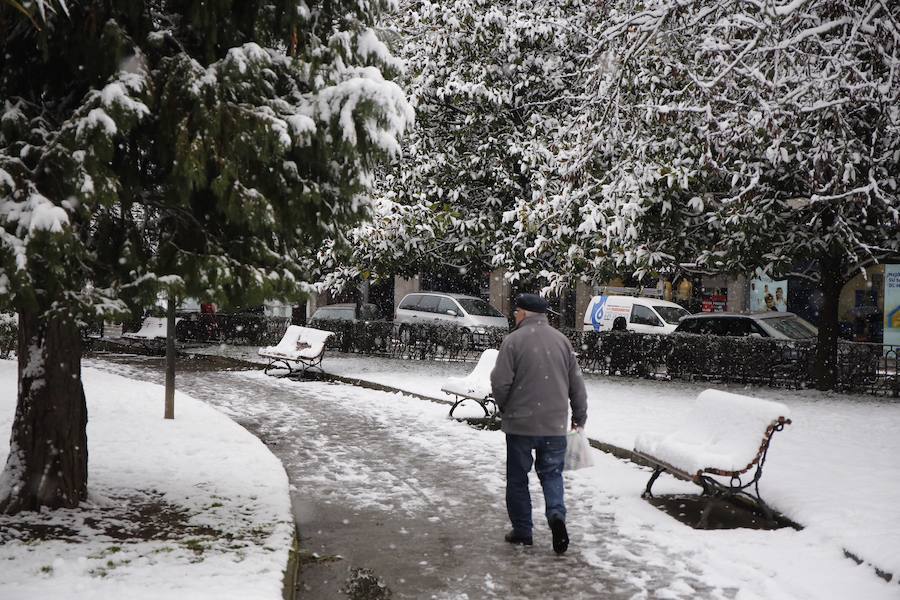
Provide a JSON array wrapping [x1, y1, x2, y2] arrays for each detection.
[[164, 294, 176, 419]]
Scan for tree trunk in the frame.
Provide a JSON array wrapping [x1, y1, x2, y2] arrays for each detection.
[[0, 310, 88, 514], [814, 250, 844, 391]]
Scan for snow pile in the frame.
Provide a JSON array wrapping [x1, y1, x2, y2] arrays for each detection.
[[0, 361, 293, 600], [634, 389, 790, 474]]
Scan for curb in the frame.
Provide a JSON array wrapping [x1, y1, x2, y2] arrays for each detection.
[[283, 527, 301, 600]]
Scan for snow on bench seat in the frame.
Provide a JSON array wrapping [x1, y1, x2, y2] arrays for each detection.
[[441, 349, 498, 418], [633, 389, 792, 526], [634, 389, 791, 477], [258, 325, 333, 375], [123, 317, 180, 340]]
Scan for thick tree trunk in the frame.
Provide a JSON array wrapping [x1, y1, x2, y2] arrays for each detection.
[[0, 310, 88, 514], [814, 251, 844, 391]]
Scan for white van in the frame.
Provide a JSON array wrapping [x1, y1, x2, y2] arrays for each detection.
[[583, 295, 690, 334], [395, 292, 509, 333]]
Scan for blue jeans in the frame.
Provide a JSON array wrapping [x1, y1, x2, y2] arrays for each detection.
[[506, 434, 567, 536]]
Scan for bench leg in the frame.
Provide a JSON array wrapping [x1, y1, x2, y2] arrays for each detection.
[[449, 397, 498, 419], [264, 359, 292, 376], [697, 497, 717, 529], [484, 398, 499, 419], [448, 397, 466, 418], [748, 485, 777, 526], [641, 467, 664, 499]]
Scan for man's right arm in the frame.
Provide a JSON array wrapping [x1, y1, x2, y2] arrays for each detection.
[[490, 337, 515, 410]]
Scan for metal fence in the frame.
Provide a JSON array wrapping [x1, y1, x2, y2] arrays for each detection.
[[174, 313, 290, 346], [310, 319, 900, 397], [313, 319, 504, 362]]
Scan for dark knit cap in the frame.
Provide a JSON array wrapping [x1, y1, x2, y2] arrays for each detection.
[[515, 293, 549, 313]]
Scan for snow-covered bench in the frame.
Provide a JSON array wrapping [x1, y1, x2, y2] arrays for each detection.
[[441, 349, 499, 418], [633, 389, 791, 527], [123, 316, 179, 340], [122, 316, 181, 352], [258, 325, 334, 376]]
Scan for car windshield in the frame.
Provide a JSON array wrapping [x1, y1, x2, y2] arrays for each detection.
[[655, 306, 690, 325], [764, 316, 818, 340], [456, 298, 504, 318]]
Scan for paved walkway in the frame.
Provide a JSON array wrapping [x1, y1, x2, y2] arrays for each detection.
[[89, 355, 731, 599]]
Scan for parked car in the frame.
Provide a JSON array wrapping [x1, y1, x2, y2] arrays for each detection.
[[394, 292, 509, 339], [582, 295, 690, 334], [673, 311, 818, 340], [308, 303, 382, 324]]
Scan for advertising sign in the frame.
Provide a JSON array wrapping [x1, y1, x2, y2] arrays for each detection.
[[749, 278, 789, 312], [701, 292, 727, 313], [885, 264, 900, 350]]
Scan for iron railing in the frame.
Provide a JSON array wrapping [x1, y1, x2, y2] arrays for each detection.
[[309, 319, 900, 397], [174, 313, 290, 346]]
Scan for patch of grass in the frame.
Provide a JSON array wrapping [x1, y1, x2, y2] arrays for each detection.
[[40, 565, 53, 575], [89, 545, 123, 560], [183, 538, 207, 554]]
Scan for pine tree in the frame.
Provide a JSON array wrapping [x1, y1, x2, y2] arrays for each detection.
[[0, 0, 411, 513]]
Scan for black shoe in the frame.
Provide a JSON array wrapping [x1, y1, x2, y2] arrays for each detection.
[[504, 531, 533, 546], [549, 517, 569, 555]]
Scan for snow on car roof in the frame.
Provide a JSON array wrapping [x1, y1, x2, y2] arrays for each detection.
[[681, 311, 801, 320]]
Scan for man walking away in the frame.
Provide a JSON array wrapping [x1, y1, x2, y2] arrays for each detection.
[[491, 293, 588, 554]]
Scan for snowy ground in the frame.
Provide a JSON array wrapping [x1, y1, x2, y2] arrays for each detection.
[[104, 353, 898, 599], [4, 344, 895, 599], [0, 360, 293, 600], [196, 345, 900, 587]]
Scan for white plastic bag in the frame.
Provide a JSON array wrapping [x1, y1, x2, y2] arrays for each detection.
[[565, 430, 594, 471]]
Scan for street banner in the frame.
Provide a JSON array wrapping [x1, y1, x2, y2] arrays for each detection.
[[885, 264, 900, 350], [750, 278, 789, 312]]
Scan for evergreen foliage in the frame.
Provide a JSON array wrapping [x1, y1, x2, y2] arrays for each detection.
[[0, 0, 412, 322], [0, 0, 410, 513]]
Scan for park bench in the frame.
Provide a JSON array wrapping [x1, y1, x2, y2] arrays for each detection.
[[441, 349, 499, 418], [258, 325, 333, 376], [123, 316, 181, 351], [633, 389, 791, 527]]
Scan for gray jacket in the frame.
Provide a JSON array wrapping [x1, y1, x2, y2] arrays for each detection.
[[490, 314, 588, 436]]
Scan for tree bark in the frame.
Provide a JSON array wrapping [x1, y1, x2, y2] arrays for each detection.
[[814, 250, 844, 391], [0, 310, 88, 514]]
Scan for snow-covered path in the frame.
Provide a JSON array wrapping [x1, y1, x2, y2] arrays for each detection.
[[90, 356, 898, 600]]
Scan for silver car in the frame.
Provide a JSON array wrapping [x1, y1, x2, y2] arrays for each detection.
[[394, 292, 509, 336]]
